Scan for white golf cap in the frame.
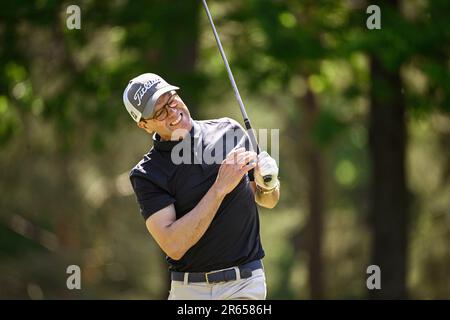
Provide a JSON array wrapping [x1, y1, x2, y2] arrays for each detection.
[[123, 73, 179, 122]]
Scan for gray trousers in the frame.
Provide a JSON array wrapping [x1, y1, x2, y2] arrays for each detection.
[[168, 268, 267, 300]]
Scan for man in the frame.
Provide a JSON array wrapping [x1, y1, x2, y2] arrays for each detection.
[[123, 73, 280, 300]]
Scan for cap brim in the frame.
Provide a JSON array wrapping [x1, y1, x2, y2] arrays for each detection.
[[141, 85, 179, 119]]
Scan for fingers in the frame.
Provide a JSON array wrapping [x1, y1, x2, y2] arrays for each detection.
[[224, 147, 245, 164], [221, 148, 256, 175], [237, 151, 257, 173], [242, 161, 257, 173], [258, 160, 276, 173], [236, 151, 257, 167], [224, 148, 257, 166], [257, 151, 272, 166], [258, 151, 270, 160], [259, 164, 278, 177], [256, 152, 278, 176]]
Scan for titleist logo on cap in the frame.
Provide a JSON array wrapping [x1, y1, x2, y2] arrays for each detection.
[[133, 78, 161, 106]]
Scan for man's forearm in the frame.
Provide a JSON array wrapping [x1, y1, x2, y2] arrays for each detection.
[[165, 183, 226, 260]]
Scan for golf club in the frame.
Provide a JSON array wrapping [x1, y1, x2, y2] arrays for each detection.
[[201, 0, 273, 185]]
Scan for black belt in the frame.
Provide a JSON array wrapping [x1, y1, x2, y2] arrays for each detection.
[[171, 260, 263, 284]]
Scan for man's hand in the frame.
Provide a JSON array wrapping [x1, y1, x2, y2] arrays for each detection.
[[214, 147, 257, 196], [255, 151, 279, 190]]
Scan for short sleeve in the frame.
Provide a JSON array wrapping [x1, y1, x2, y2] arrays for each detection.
[[130, 175, 176, 221]]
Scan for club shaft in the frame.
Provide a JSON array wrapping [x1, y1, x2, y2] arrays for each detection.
[[202, 0, 260, 154]]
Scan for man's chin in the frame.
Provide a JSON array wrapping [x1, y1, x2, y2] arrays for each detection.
[[169, 125, 191, 141]]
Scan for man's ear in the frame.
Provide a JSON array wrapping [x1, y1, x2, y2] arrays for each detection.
[[137, 119, 146, 129], [137, 119, 155, 135]]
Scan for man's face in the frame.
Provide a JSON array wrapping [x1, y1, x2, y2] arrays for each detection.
[[138, 91, 192, 141]]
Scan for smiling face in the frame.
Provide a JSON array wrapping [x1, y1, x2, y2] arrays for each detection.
[[137, 91, 193, 141]]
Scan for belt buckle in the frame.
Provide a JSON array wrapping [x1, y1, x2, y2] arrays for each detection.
[[205, 270, 226, 284], [205, 268, 237, 284]]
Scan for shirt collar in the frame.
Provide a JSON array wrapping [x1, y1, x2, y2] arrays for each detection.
[[153, 120, 201, 152]]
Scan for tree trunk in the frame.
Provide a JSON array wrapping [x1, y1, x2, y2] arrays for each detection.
[[369, 55, 408, 299], [302, 86, 325, 299], [160, 0, 201, 110]]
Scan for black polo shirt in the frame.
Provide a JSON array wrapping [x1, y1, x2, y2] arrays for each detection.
[[129, 117, 264, 272]]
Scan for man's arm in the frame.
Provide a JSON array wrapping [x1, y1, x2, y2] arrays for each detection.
[[146, 184, 225, 260], [145, 148, 256, 260]]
